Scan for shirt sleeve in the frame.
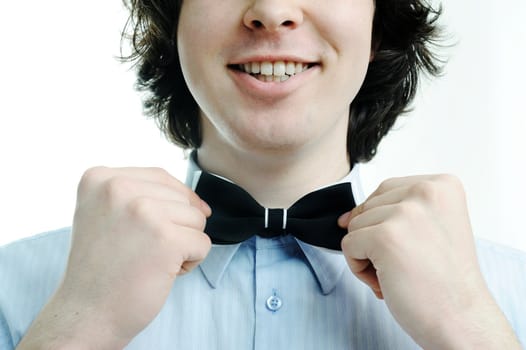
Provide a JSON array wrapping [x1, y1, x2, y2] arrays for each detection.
[[0, 309, 14, 350], [0, 228, 71, 349], [476, 239, 526, 346]]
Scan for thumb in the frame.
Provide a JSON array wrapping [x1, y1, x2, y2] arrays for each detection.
[[338, 203, 365, 228]]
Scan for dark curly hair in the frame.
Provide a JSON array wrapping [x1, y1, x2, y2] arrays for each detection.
[[121, 0, 444, 165]]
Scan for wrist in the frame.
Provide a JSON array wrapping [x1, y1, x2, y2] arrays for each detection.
[[427, 288, 521, 350], [17, 292, 129, 350]]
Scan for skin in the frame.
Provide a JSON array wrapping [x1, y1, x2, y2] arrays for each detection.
[[17, 0, 521, 349], [338, 175, 521, 348], [186, 0, 375, 207], [18, 167, 212, 349]]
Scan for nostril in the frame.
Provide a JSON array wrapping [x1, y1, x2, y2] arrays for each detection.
[[252, 20, 264, 28], [282, 20, 294, 27]]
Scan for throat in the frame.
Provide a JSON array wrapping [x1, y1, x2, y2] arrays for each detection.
[[195, 148, 351, 209]]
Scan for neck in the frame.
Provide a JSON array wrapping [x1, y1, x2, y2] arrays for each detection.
[[197, 129, 350, 209]]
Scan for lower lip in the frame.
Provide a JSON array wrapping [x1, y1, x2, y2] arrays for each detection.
[[227, 65, 319, 100]]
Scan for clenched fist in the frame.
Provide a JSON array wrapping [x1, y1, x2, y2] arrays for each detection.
[[18, 167, 212, 349], [339, 174, 521, 349]]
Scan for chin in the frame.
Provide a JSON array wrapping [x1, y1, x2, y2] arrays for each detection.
[[231, 127, 311, 154], [205, 109, 321, 153]]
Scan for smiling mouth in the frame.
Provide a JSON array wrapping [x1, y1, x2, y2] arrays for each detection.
[[229, 61, 318, 82]]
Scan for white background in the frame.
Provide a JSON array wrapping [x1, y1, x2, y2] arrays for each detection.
[[0, 1, 525, 250]]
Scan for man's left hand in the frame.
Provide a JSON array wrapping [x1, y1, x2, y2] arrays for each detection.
[[338, 174, 521, 349]]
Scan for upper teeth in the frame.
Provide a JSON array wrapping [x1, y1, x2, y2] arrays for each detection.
[[241, 61, 309, 77]]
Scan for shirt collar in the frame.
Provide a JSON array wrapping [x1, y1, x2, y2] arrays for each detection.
[[186, 151, 366, 295]]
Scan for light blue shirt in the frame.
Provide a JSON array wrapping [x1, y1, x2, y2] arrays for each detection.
[[1, 163, 525, 349]]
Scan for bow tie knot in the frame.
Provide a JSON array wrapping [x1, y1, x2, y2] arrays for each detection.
[[194, 171, 356, 250], [265, 208, 288, 232]]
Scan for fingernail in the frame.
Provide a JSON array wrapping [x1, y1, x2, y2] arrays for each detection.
[[201, 200, 212, 216], [338, 211, 351, 227]]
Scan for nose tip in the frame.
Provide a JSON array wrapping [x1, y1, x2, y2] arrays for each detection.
[[243, 2, 303, 32]]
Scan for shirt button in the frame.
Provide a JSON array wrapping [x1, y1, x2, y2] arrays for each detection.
[[266, 295, 283, 312]]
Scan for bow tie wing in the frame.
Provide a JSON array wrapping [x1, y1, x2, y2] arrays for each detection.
[[195, 172, 264, 244], [287, 183, 356, 250]]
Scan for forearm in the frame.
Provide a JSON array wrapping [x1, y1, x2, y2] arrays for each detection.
[[426, 291, 522, 350], [16, 294, 128, 350]]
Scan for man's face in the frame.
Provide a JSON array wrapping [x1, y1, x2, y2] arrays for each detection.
[[177, 0, 375, 154]]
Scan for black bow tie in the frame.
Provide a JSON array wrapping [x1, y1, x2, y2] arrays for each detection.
[[194, 172, 356, 250]]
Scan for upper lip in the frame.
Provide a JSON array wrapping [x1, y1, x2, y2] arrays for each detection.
[[228, 54, 319, 65]]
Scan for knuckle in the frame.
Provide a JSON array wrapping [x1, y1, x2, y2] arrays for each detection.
[[392, 201, 428, 229], [435, 173, 459, 184], [150, 167, 184, 189], [409, 180, 438, 202], [78, 166, 108, 191], [180, 191, 194, 206], [192, 237, 212, 263], [170, 204, 207, 230], [199, 232, 213, 250], [437, 174, 468, 206], [395, 200, 421, 218], [154, 222, 176, 243], [377, 176, 402, 192], [341, 233, 352, 251], [188, 206, 208, 229], [348, 215, 359, 229], [173, 230, 212, 263], [377, 178, 392, 193], [437, 173, 465, 193], [198, 212, 208, 230], [377, 221, 400, 247], [150, 167, 172, 180], [103, 177, 133, 202], [411, 174, 466, 206], [356, 202, 367, 215], [126, 196, 155, 219], [81, 166, 108, 181]]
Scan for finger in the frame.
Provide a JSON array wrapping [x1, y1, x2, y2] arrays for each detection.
[[338, 202, 365, 228], [134, 180, 210, 217], [125, 197, 209, 232], [337, 210, 353, 228], [109, 167, 184, 190], [150, 200, 208, 231], [354, 261, 383, 299], [80, 166, 207, 212], [361, 185, 409, 208], [341, 225, 380, 261], [347, 204, 400, 231], [169, 227, 212, 276], [129, 172, 212, 217], [342, 234, 383, 298], [370, 175, 439, 198], [338, 189, 401, 229], [82, 169, 211, 217], [108, 168, 209, 215], [168, 201, 209, 231], [338, 184, 419, 228], [81, 166, 182, 189]]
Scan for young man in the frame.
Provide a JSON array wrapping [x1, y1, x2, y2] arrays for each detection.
[[1, 0, 525, 349]]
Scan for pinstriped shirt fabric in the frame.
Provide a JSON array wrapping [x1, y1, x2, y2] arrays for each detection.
[[1, 165, 526, 349]]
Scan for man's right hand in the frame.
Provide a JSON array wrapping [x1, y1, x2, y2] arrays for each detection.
[[17, 167, 212, 349]]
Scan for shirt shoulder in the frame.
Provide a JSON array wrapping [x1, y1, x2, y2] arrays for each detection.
[[475, 239, 526, 344], [477, 238, 526, 260], [0, 227, 72, 348]]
